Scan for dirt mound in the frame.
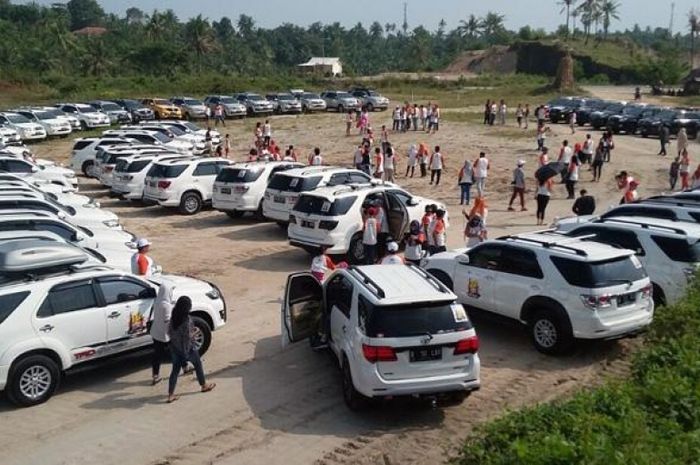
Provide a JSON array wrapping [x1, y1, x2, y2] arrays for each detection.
[[445, 46, 517, 75]]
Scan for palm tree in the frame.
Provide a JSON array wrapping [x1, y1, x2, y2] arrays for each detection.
[[481, 12, 505, 37], [690, 9, 700, 69], [146, 11, 166, 41], [458, 14, 481, 39], [576, 0, 599, 42], [571, 8, 579, 36], [600, 0, 620, 38], [558, 0, 577, 36], [185, 15, 217, 70]]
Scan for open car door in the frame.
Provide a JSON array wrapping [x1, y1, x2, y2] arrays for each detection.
[[386, 192, 410, 240], [281, 272, 323, 348]]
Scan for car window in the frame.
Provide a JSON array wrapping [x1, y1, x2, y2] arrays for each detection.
[[326, 274, 353, 318], [468, 245, 503, 270], [97, 278, 151, 305], [294, 195, 357, 216], [550, 256, 646, 288], [363, 300, 472, 338], [193, 162, 218, 176], [651, 236, 700, 262], [603, 207, 676, 221], [132, 135, 155, 144], [38, 280, 98, 317], [35, 221, 75, 241], [389, 190, 412, 205], [4, 160, 33, 173], [500, 247, 544, 278], [0, 291, 30, 325], [327, 173, 348, 186], [571, 227, 646, 256], [348, 172, 371, 184]]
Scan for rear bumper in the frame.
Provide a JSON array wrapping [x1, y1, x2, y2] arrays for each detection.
[[263, 204, 291, 222], [213, 195, 258, 212], [112, 183, 143, 200], [143, 192, 179, 207], [573, 302, 654, 340], [289, 228, 347, 255]]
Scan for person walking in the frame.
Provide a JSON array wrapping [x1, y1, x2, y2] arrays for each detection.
[[524, 103, 530, 129], [419, 143, 429, 177], [515, 104, 523, 128], [151, 278, 176, 386], [166, 297, 216, 403], [483, 100, 491, 125], [362, 206, 380, 264], [458, 159, 474, 205], [536, 125, 547, 151], [677, 127, 689, 157], [535, 179, 553, 226], [214, 103, 225, 127], [508, 160, 527, 211], [592, 142, 605, 182], [581, 134, 594, 166], [403, 220, 425, 266], [473, 152, 490, 197], [263, 120, 272, 147], [572, 189, 596, 216], [558, 140, 573, 183], [498, 100, 507, 125], [669, 156, 680, 190], [680, 149, 691, 190], [380, 241, 404, 265], [345, 110, 354, 137], [406, 144, 418, 178], [429, 146, 444, 186], [536, 105, 546, 126], [432, 209, 448, 254], [223, 134, 231, 158], [384, 146, 396, 183], [373, 147, 384, 180], [131, 238, 156, 277], [659, 125, 670, 156], [565, 154, 580, 199], [539, 147, 549, 167], [569, 111, 577, 134]]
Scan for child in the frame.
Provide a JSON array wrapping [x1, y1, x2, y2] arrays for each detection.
[[223, 134, 231, 158], [380, 242, 404, 265]]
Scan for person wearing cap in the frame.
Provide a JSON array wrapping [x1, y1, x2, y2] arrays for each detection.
[[311, 245, 336, 282], [380, 241, 405, 265], [131, 238, 156, 277], [507, 160, 527, 212]]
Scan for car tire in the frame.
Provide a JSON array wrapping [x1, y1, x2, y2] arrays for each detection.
[[80, 121, 88, 131], [366, 103, 375, 112], [179, 191, 203, 215], [342, 356, 367, 411], [226, 210, 245, 219], [652, 283, 666, 308], [348, 233, 365, 265], [81, 160, 96, 178], [276, 221, 288, 230], [191, 316, 212, 356], [528, 309, 574, 355], [427, 269, 453, 290], [641, 129, 648, 138], [7, 354, 60, 407], [337, 104, 344, 114]]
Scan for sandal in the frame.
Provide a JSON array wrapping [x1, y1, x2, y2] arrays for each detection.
[[167, 395, 180, 403], [151, 375, 162, 386], [201, 383, 216, 393]]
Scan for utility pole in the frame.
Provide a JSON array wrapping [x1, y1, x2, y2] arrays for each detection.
[[402, 2, 408, 35], [669, 2, 675, 36]]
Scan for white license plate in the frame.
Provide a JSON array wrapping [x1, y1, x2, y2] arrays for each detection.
[[301, 220, 315, 228], [274, 195, 285, 203], [221, 187, 231, 195]]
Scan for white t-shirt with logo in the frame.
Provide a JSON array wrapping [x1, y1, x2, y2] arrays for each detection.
[[381, 255, 404, 265]]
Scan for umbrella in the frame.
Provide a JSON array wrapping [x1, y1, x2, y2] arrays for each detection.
[[535, 161, 566, 182]]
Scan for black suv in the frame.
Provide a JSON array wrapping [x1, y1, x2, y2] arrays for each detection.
[[114, 99, 155, 123], [670, 109, 700, 139], [638, 108, 677, 138], [607, 104, 649, 134], [547, 97, 584, 124], [574, 99, 607, 126], [589, 101, 627, 130]]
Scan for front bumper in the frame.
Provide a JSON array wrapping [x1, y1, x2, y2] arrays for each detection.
[[47, 126, 72, 136], [21, 131, 48, 141], [85, 120, 111, 128], [224, 107, 247, 117]]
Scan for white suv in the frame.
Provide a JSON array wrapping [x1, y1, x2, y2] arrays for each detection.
[[97, 147, 176, 188], [112, 154, 192, 201], [554, 201, 700, 231], [288, 184, 446, 263], [213, 161, 303, 219], [69, 137, 136, 177], [0, 241, 226, 407], [56, 103, 111, 129], [143, 157, 233, 214], [423, 233, 654, 354], [559, 216, 700, 306], [15, 109, 72, 138], [263, 167, 374, 224], [0, 156, 78, 189], [283, 265, 481, 409], [0, 112, 47, 142], [103, 129, 193, 153], [0, 194, 121, 231]]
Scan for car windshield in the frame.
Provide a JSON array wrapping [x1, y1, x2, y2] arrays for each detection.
[[147, 164, 187, 178], [622, 106, 645, 116], [361, 301, 472, 338], [220, 97, 237, 104], [184, 99, 203, 106], [366, 90, 379, 96], [125, 159, 152, 173], [604, 103, 624, 112], [6, 114, 31, 124], [641, 108, 661, 118], [181, 122, 199, 132], [168, 126, 186, 136], [34, 112, 55, 120], [293, 195, 357, 216], [550, 255, 646, 288], [277, 94, 295, 100], [246, 94, 264, 101], [658, 110, 677, 120], [155, 99, 171, 105], [336, 92, 352, 99], [76, 105, 95, 113], [216, 168, 264, 183], [44, 109, 67, 118], [152, 132, 172, 143], [302, 93, 321, 99], [549, 98, 572, 106], [101, 103, 121, 111], [124, 101, 142, 109], [267, 174, 322, 192]]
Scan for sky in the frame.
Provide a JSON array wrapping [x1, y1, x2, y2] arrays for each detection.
[[14, 0, 698, 34]]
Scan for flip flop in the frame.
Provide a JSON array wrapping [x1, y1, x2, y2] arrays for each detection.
[[201, 383, 216, 393], [167, 395, 180, 404], [151, 376, 162, 386]]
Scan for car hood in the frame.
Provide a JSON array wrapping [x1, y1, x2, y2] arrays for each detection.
[[151, 274, 219, 299]]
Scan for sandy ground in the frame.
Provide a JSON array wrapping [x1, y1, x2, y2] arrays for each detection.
[[0, 86, 681, 465]]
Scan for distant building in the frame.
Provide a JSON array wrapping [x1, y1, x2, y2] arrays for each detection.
[[72, 27, 108, 37], [297, 57, 343, 77]]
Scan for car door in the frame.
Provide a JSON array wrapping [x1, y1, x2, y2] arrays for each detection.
[[96, 276, 157, 351], [325, 274, 354, 357], [385, 191, 410, 240], [490, 246, 545, 319], [453, 244, 503, 312], [192, 161, 219, 199], [34, 278, 108, 363], [281, 272, 323, 348]]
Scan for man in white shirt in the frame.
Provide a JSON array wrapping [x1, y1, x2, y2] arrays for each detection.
[[311, 147, 323, 166], [558, 140, 573, 183], [263, 120, 272, 147], [429, 145, 444, 186], [473, 152, 490, 197]]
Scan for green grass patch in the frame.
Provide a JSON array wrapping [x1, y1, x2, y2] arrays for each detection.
[[454, 277, 700, 465]]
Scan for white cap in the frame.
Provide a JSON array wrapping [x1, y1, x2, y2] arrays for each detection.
[[387, 242, 399, 253], [136, 238, 151, 249], [517, 159, 526, 166]]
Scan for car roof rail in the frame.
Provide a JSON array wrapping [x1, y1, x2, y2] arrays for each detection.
[[349, 267, 386, 298], [498, 234, 589, 256], [598, 218, 688, 235], [407, 263, 451, 294]]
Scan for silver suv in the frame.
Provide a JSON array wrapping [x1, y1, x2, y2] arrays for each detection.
[[170, 97, 208, 120], [320, 91, 360, 112], [349, 88, 390, 111], [235, 93, 274, 115]]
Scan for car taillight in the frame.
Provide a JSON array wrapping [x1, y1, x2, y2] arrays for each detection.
[[318, 220, 338, 230], [158, 180, 171, 189], [287, 195, 299, 204], [641, 284, 652, 299], [289, 214, 297, 224], [581, 294, 612, 309], [234, 185, 249, 193], [105, 166, 113, 172], [362, 344, 397, 363], [454, 336, 480, 355]]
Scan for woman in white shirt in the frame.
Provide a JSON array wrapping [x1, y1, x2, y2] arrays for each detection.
[[406, 144, 418, 178], [384, 146, 396, 183]]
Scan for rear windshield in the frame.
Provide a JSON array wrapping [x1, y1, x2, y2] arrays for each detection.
[[216, 168, 263, 183], [651, 236, 700, 262], [550, 256, 646, 288], [115, 159, 129, 172], [602, 207, 677, 221], [0, 291, 30, 325], [294, 195, 357, 216], [147, 164, 187, 178], [267, 174, 322, 192], [125, 160, 152, 173], [361, 299, 472, 338], [73, 140, 92, 151]]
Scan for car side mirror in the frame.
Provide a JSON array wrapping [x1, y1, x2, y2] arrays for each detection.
[[73, 232, 86, 242], [407, 198, 419, 206], [456, 254, 470, 265]]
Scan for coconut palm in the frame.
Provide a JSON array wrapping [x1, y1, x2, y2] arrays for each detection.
[[481, 12, 505, 37], [146, 11, 166, 41], [601, 0, 620, 38], [185, 15, 217, 70], [558, 0, 577, 36], [458, 14, 482, 39], [690, 9, 700, 69], [576, 0, 599, 42], [571, 8, 579, 36]]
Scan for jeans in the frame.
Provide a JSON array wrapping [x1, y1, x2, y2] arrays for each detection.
[[592, 161, 603, 180], [460, 183, 472, 204], [474, 177, 486, 197], [565, 180, 577, 198], [152, 340, 169, 377], [509, 187, 525, 208], [412, 117, 418, 130], [670, 175, 678, 190], [363, 244, 377, 264], [430, 169, 442, 185], [168, 347, 206, 395], [406, 165, 415, 177], [536, 194, 550, 221]]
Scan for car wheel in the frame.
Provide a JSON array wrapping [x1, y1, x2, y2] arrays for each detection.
[[366, 103, 375, 112], [641, 129, 648, 138], [528, 309, 574, 355], [254, 201, 265, 221], [342, 356, 367, 411], [81, 161, 96, 178], [7, 354, 60, 407], [226, 210, 245, 219], [191, 316, 212, 356], [348, 233, 365, 264], [80, 121, 88, 131], [652, 284, 666, 308], [426, 269, 453, 290], [179, 191, 202, 215], [302, 105, 309, 114], [185, 113, 191, 121], [337, 104, 344, 113]]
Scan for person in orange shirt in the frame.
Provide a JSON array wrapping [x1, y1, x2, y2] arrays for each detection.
[[432, 209, 447, 254], [311, 246, 336, 282], [131, 238, 156, 276], [622, 180, 640, 204], [418, 143, 429, 177]]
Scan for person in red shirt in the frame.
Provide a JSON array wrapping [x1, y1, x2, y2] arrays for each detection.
[[311, 246, 336, 282], [421, 204, 435, 238]]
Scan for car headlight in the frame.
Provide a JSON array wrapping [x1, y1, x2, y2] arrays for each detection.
[[206, 288, 220, 300], [103, 219, 120, 228]]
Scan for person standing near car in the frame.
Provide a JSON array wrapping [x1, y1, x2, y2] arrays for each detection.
[[380, 242, 405, 265], [403, 220, 425, 266], [131, 238, 156, 277], [659, 125, 670, 156], [214, 104, 225, 127], [167, 297, 216, 403], [362, 206, 380, 264], [680, 149, 691, 190], [677, 127, 689, 157], [311, 245, 336, 282], [432, 209, 448, 254], [572, 189, 596, 216], [384, 146, 396, 183], [223, 134, 231, 158], [535, 179, 553, 226], [473, 152, 490, 197], [310, 147, 323, 166], [150, 278, 175, 386], [669, 156, 680, 190], [458, 159, 474, 205]]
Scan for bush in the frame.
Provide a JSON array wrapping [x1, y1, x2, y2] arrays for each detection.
[[454, 277, 700, 465]]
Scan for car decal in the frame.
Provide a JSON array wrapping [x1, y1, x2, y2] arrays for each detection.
[[467, 278, 481, 299]]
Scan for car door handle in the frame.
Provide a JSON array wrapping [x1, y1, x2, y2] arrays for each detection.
[[342, 325, 347, 333], [108, 311, 121, 319], [39, 324, 54, 332]]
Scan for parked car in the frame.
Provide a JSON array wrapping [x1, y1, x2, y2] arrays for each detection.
[[607, 104, 651, 134], [423, 233, 654, 354], [170, 97, 208, 120], [670, 109, 700, 138], [553, 201, 700, 231], [320, 91, 360, 112], [547, 97, 584, 124], [14, 109, 72, 138], [143, 157, 233, 214], [102, 129, 194, 154], [0, 156, 77, 189], [155, 120, 221, 145], [0, 240, 226, 406], [0, 126, 21, 145], [574, 99, 607, 126], [213, 161, 303, 219], [55, 103, 111, 130], [235, 93, 274, 115], [88, 101, 132, 124], [0, 194, 121, 231], [69, 137, 136, 177], [202, 95, 247, 118], [97, 147, 177, 188], [114, 99, 155, 122], [140, 98, 182, 120], [126, 123, 205, 154], [265, 93, 303, 114], [349, 88, 390, 111], [111, 154, 191, 201], [37, 107, 82, 131], [589, 101, 627, 130], [282, 265, 480, 409], [294, 92, 327, 113], [638, 108, 676, 138], [0, 112, 47, 142]]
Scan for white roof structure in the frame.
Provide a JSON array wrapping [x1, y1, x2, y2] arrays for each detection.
[[297, 57, 343, 76]]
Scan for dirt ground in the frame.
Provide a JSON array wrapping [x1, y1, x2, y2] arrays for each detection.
[[0, 86, 681, 465]]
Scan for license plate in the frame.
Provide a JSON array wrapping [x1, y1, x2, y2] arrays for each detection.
[[274, 195, 285, 203], [149, 181, 156, 187], [220, 187, 231, 194], [617, 293, 636, 306], [410, 347, 442, 362], [301, 220, 314, 228]]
